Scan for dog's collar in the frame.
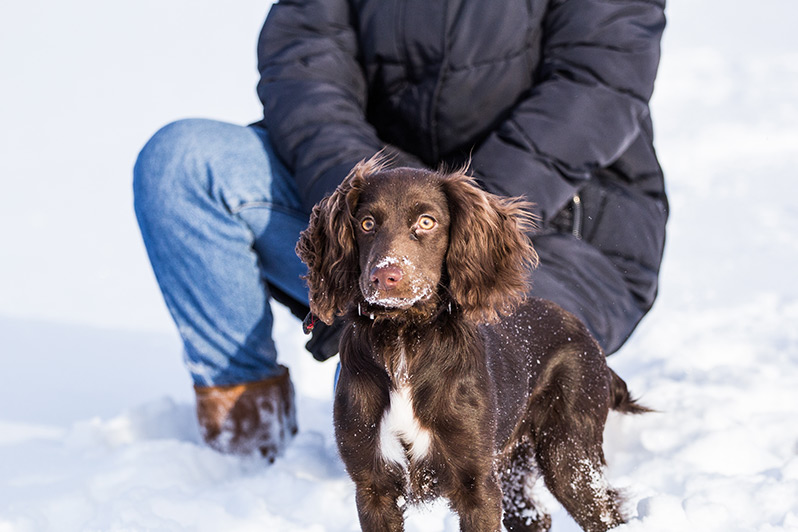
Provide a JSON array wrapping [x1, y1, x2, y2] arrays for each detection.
[[356, 299, 454, 321], [358, 302, 376, 320], [302, 299, 455, 334]]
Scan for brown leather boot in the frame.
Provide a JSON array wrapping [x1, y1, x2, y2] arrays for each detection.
[[194, 365, 298, 461]]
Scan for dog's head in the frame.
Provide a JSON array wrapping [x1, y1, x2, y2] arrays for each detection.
[[296, 158, 538, 324]]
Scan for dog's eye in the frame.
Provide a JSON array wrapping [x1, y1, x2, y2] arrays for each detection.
[[361, 217, 375, 232], [418, 215, 436, 230]]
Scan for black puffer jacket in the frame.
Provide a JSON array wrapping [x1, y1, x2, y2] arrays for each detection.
[[257, 0, 668, 310]]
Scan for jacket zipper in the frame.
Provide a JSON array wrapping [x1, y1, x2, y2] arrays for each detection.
[[571, 194, 583, 240]]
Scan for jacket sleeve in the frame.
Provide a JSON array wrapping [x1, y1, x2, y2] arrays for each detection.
[[257, 0, 416, 212], [470, 0, 666, 223]]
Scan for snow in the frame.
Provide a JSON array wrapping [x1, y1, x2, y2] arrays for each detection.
[[2, 0, 798, 530], [364, 256, 435, 309]]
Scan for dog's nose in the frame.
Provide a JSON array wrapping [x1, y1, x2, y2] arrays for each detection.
[[370, 264, 403, 291]]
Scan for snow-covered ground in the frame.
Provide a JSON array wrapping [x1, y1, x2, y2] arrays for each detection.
[[2, 1, 798, 530]]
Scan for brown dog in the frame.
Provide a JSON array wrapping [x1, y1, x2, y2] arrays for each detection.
[[297, 159, 646, 532]]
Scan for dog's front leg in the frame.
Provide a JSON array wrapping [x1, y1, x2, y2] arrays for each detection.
[[334, 359, 407, 531], [338, 396, 406, 531], [447, 470, 503, 532], [338, 415, 407, 531], [353, 469, 406, 532], [434, 421, 502, 531], [423, 370, 502, 531]]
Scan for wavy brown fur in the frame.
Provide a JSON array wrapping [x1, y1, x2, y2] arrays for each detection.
[[440, 171, 538, 323], [296, 159, 385, 324]]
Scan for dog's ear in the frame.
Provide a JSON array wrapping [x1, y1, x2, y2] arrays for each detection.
[[441, 172, 539, 324], [296, 165, 366, 324]]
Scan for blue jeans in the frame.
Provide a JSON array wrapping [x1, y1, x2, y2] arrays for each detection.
[[134, 119, 310, 387]]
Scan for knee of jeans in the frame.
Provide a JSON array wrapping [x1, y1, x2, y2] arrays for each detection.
[[133, 119, 216, 221]]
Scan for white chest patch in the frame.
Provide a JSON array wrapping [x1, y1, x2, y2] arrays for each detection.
[[379, 382, 432, 466]]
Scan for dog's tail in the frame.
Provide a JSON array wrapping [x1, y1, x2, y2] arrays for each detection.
[[609, 368, 652, 414]]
